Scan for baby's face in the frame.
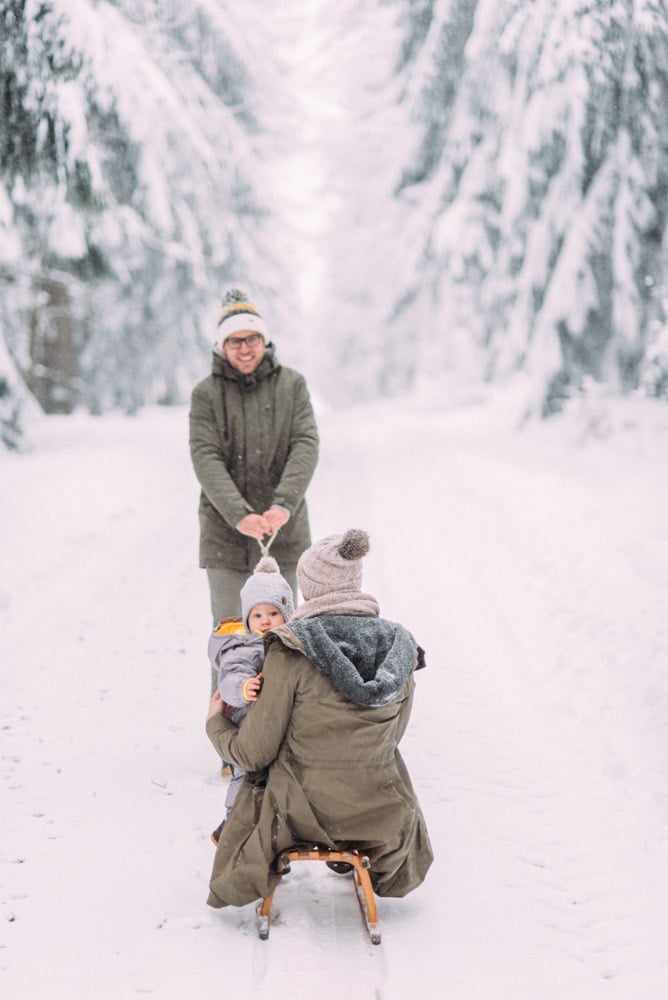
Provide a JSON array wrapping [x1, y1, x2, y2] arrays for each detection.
[[248, 603, 286, 634]]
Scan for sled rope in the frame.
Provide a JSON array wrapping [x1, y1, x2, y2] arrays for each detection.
[[258, 528, 279, 558]]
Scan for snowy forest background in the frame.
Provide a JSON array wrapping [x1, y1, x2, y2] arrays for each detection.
[[1, 0, 668, 450]]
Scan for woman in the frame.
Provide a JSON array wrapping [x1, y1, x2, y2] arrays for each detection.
[[205, 529, 433, 908]]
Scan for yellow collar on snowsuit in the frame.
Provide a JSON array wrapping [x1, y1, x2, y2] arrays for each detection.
[[213, 619, 247, 636]]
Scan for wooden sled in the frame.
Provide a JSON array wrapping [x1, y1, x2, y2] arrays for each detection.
[[257, 845, 381, 945]]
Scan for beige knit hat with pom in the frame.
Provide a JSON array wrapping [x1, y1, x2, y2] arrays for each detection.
[[297, 529, 370, 600]]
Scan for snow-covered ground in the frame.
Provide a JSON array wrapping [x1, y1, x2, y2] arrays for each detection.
[[2, 389, 668, 999]]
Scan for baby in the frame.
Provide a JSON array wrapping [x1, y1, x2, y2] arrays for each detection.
[[208, 556, 294, 843]]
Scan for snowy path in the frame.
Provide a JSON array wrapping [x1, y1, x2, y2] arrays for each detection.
[[2, 397, 668, 999]]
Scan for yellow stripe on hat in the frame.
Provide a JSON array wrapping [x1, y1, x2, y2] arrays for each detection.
[[218, 302, 261, 325]]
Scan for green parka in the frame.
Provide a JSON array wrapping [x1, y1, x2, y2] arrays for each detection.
[[205, 617, 433, 908], [189, 347, 318, 571]]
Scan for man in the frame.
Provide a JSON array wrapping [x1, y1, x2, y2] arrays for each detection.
[[189, 288, 319, 681]]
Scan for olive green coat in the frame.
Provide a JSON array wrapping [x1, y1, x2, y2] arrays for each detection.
[[189, 347, 318, 571], [205, 619, 433, 908]]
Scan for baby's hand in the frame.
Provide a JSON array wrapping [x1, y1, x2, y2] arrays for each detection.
[[242, 673, 264, 702]]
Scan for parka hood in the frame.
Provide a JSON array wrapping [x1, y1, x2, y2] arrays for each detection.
[[208, 626, 262, 665], [271, 616, 423, 707]]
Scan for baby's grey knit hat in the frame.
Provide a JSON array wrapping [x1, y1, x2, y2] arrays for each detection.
[[297, 529, 370, 600], [240, 556, 294, 628]]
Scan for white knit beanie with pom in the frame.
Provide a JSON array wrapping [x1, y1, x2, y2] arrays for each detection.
[[240, 556, 294, 628], [215, 288, 268, 353], [297, 529, 370, 600]]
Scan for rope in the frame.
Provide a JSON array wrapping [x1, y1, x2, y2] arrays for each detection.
[[258, 529, 278, 559]]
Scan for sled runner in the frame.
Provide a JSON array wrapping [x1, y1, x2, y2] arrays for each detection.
[[257, 845, 381, 945]]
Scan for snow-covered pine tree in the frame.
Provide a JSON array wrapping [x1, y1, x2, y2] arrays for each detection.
[[384, 0, 668, 413], [0, 0, 83, 443], [282, 0, 412, 404], [0, 0, 287, 447]]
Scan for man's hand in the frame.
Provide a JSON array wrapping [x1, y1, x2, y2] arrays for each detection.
[[263, 507, 290, 534], [237, 513, 271, 539]]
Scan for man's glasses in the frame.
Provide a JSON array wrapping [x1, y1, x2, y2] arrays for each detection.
[[224, 333, 263, 351]]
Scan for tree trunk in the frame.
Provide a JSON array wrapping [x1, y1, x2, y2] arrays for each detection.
[[26, 275, 78, 414]]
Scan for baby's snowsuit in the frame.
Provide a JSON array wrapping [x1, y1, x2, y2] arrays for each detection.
[[208, 620, 265, 813]]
